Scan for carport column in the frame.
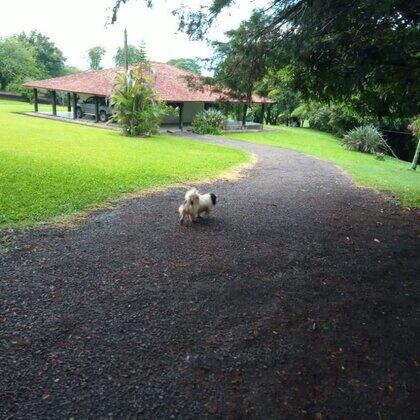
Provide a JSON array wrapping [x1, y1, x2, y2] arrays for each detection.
[[67, 93, 71, 112], [33, 89, 38, 112], [94, 97, 100, 122], [178, 103, 184, 131], [52, 90, 57, 116], [72, 93, 78, 119]]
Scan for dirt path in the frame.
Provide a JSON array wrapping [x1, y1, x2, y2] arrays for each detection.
[[1, 134, 419, 419]]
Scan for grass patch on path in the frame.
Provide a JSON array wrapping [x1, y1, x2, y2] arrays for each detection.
[[0, 100, 248, 229], [225, 126, 420, 207]]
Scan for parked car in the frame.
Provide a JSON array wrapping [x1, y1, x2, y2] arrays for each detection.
[[76, 96, 112, 122]]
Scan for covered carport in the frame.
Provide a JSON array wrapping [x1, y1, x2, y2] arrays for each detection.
[[31, 88, 106, 123], [25, 67, 117, 123], [24, 62, 274, 130]]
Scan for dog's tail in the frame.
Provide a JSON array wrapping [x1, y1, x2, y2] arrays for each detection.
[[210, 193, 217, 205]]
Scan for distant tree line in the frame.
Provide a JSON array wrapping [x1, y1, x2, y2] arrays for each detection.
[[0, 30, 201, 97], [88, 41, 201, 74], [0, 31, 80, 97]]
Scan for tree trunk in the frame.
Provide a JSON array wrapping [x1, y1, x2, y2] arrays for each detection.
[[242, 103, 247, 126], [411, 136, 420, 170]]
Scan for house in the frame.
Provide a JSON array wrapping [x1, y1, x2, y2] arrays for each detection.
[[23, 62, 273, 128]]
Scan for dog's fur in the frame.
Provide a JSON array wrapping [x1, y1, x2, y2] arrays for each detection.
[[178, 188, 217, 225]]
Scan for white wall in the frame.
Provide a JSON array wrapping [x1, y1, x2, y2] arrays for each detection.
[[162, 102, 205, 125]]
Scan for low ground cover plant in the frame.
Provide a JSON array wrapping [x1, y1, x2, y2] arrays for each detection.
[[341, 125, 387, 154], [192, 109, 225, 135]]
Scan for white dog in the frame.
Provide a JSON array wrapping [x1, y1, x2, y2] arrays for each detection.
[[178, 188, 217, 225]]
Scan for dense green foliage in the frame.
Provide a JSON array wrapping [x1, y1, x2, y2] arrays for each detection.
[[209, 11, 270, 103], [192, 109, 225, 134], [167, 0, 419, 119], [224, 126, 420, 207], [114, 42, 147, 67], [167, 58, 201, 74], [18, 31, 66, 77], [112, 1, 419, 119], [341, 125, 387, 154], [0, 32, 67, 98], [0, 99, 248, 228], [110, 63, 170, 136], [0, 36, 41, 90], [88, 46, 106, 70]]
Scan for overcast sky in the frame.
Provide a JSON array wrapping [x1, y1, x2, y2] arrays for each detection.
[[1, 0, 266, 71]]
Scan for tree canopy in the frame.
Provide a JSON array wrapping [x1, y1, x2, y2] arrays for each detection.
[[167, 58, 201, 74], [88, 46, 106, 70], [114, 42, 147, 67], [209, 10, 271, 102], [0, 36, 41, 90], [18, 31, 66, 78], [112, 0, 420, 120]]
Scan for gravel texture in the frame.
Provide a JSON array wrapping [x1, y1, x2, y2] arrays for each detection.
[[1, 134, 419, 419]]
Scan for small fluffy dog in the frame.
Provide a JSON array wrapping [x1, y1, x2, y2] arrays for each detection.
[[178, 188, 217, 225]]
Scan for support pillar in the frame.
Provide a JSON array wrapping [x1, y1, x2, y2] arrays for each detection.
[[33, 89, 38, 112], [94, 97, 100, 122], [72, 93, 78, 119], [178, 103, 184, 130], [52, 91, 57, 116], [242, 103, 247, 127], [67, 93, 71, 112]]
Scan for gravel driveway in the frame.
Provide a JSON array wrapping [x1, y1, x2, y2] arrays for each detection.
[[1, 134, 419, 419]]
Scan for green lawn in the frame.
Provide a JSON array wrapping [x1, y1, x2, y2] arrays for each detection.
[[225, 126, 420, 207], [0, 100, 248, 229]]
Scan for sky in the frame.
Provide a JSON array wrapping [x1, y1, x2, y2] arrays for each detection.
[[1, 0, 267, 71]]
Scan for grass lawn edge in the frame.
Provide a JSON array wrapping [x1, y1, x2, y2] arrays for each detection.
[[20, 151, 257, 231], [222, 126, 420, 208]]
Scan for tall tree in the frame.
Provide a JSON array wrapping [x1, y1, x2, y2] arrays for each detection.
[[88, 46, 106, 70], [0, 36, 41, 90], [210, 11, 271, 102], [18, 31, 66, 77], [114, 42, 147, 67], [112, 0, 420, 119], [167, 58, 201, 74]]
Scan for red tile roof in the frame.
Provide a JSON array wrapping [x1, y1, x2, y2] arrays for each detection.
[[23, 62, 274, 104]]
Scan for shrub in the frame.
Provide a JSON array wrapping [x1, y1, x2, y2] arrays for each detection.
[[328, 106, 358, 135], [192, 109, 225, 135], [308, 108, 332, 132], [341, 125, 386, 154], [110, 63, 171, 136], [305, 105, 358, 135]]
